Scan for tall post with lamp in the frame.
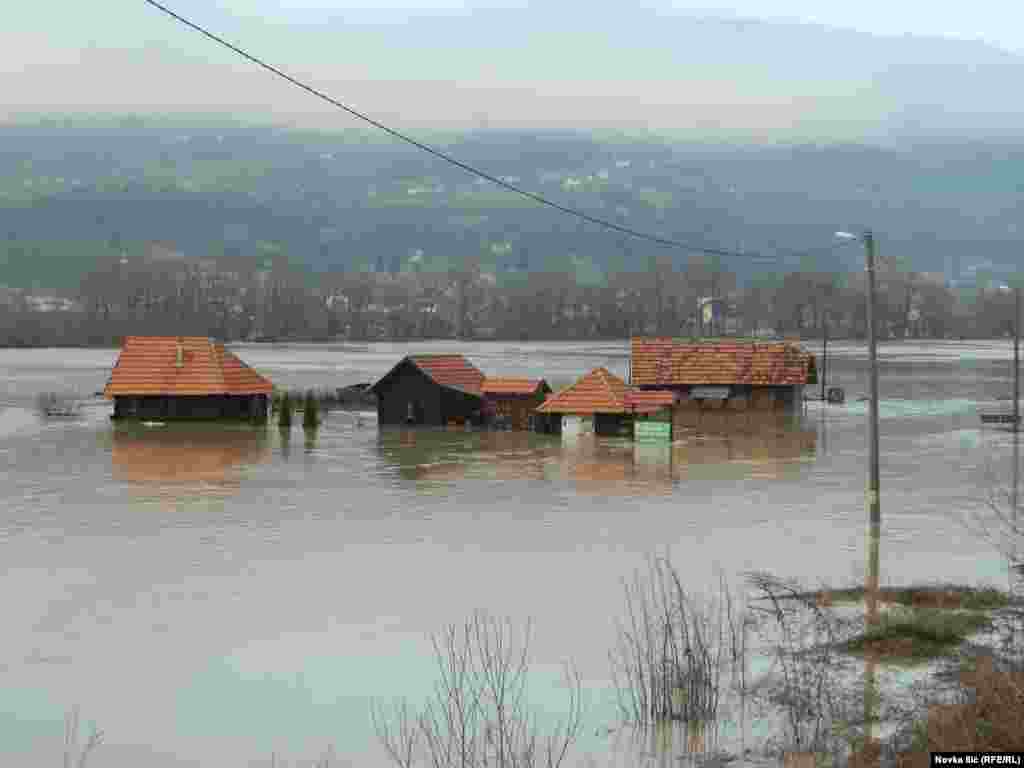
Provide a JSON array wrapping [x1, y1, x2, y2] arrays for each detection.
[[836, 230, 882, 627]]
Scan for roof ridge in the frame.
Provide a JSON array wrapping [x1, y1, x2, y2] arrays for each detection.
[[210, 338, 227, 391]]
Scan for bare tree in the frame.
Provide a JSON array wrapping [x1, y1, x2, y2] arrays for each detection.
[[964, 454, 1024, 598], [371, 610, 583, 768]]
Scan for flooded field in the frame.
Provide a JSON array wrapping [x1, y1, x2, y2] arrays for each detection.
[[0, 340, 1020, 767]]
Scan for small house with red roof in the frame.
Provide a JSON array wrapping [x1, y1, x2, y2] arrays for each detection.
[[480, 378, 554, 432], [103, 336, 274, 421], [370, 354, 488, 427], [537, 367, 677, 439]]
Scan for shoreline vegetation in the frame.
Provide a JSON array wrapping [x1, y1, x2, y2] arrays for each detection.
[[55, 565, 1024, 767], [0, 334, 1019, 351]]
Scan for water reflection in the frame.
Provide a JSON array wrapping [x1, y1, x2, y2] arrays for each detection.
[[681, 428, 817, 481], [110, 424, 271, 495], [372, 422, 817, 495], [375, 427, 561, 484]]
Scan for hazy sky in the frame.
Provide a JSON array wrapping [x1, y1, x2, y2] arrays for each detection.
[[180, 0, 1024, 52], [3, 0, 1024, 139]]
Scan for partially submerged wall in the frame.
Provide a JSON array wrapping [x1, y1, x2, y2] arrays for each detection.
[[561, 415, 594, 439]]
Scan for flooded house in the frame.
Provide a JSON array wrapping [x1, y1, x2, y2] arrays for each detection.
[[371, 354, 486, 427], [537, 367, 675, 439], [629, 337, 816, 432], [480, 377, 554, 431], [103, 336, 273, 421]]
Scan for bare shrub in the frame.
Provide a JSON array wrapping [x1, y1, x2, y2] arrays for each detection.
[[609, 555, 744, 729], [63, 706, 103, 768], [745, 571, 862, 759], [963, 450, 1024, 596], [370, 610, 583, 768]]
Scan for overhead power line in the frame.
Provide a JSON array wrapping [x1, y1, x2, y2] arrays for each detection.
[[142, 0, 822, 264]]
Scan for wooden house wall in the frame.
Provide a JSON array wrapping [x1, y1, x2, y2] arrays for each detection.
[[439, 387, 483, 427], [375, 362, 482, 426], [485, 392, 546, 431], [659, 384, 804, 432], [376, 363, 442, 425], [113, 394, 267, 421]]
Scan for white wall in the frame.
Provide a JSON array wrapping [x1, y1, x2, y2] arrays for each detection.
[[561, 415, 594, 439]]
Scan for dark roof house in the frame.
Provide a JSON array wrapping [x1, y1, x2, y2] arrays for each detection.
[[371, 354, 486, 427]]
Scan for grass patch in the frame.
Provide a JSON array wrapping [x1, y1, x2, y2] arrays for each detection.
[[840, 608, 993, 665], [902, 654, 1024, 754], [813, 584, 1010, 611]]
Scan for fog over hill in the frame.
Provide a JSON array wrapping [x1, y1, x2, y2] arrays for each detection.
[[5, 4, 1024, 142]]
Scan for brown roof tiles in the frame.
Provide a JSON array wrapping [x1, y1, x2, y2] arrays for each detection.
[[537, 367, 631, 414], [103, 336, 273, 397], [630, 337, 813, 387], [403, 354, 486, 395], [623, 389, 677, 413], [481, 378, 550, 396]]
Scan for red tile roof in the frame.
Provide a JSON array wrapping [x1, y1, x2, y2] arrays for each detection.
[[623, 389, 677, 413], [481, 378, 550, 396], [103, 336, 273, 397], [630, 337, 814, 387], [537, 367, 630, 414], [408, 354, 486, 395]]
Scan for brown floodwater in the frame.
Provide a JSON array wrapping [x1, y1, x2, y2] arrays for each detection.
[[0, 340, 1019, 766]]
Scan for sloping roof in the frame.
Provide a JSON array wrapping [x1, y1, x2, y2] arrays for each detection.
[[372, 354, 485, 396], [103, 336, 273, 398], [537, 367, 630, 414], [623, 389, 677, 414], [630, 337, 814, 387], [481, 378, 550, 396]]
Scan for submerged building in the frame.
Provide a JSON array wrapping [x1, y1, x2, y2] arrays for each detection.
[[536, 367, 676, 439], [103, 336, 273, 421], [480, 377, 554, 432], [629, 337, 815, 428], [371, 354, 487, 427]]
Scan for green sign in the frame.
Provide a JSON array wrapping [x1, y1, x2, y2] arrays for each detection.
[[635, 421, 672, 442]]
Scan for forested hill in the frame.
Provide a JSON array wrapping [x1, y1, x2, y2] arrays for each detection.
[[2, 118, 1022, 291]]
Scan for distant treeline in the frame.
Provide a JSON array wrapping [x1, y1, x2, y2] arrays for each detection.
[[1, 251, 1018, 347]]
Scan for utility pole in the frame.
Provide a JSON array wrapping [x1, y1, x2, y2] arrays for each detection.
[[1014, 286, 1020, 436], [821, 313, 829, 402], [1013, 286, 1020, 549], [864, 231, 882, 627]]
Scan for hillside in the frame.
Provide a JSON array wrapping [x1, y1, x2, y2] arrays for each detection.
[[1, 119, 1022, 291]]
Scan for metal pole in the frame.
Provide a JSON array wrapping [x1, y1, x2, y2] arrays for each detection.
[[1014, 286, 1020, 435], [865, 231, 882, 627], [1014, 286, 1020, 547], [822, 315, 828, 402]]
